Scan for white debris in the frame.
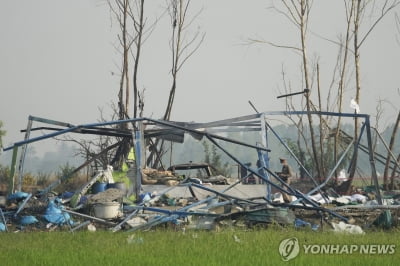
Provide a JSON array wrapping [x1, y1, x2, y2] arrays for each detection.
[[335, 196, 351, 205], [308, 193, 334, 204], [187, 216, 216, 230], [87, 223, 97, 232], [126, 217, 147, 228], [332, 221, 364, 234], [233, 234, 241, 243], [350, 194, 367, 204], [102, 165, 115, 184], [272, 193, 283, 203]]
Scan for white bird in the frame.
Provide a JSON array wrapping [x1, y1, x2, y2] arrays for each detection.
[[350, 98, 360, 114]]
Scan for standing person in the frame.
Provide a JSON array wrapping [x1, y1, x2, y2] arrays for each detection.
[[276, 158, 293, 203]]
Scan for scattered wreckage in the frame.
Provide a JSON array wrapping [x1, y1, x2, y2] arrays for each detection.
[[167, 162, 235, 185], [1, 111, 400, 233]]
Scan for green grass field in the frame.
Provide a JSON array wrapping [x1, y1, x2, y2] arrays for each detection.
[[1, 227, 399, 266]]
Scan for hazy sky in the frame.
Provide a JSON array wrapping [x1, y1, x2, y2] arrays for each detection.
[[1, 0, 400, 155]]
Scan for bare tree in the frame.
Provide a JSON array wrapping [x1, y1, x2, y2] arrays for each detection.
[[130, 0, 145, 119], [148, 0, 205, 169], [280, 66, 315, 178], [264, 0, 322, 179], [333, 0, 355, 180], [250, 0, 399, 189], [316, 64, 326, 177], [163, 0, 205, 120], [346, 0, 400, 189], [107, 0, 161, 169], [55, 106, 120, 171], [390, 13, 400, 188], [109, 0, 132, 121]]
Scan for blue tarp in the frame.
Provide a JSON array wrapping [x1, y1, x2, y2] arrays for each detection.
[[294, 218, 319, 231], [19, 215, 39, 225], [7, 191, 30, 201], [61, 191, 87, 205], [43, 200, 74, 225]]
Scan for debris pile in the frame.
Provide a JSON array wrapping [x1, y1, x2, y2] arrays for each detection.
[[1, 173, 400, 233], [1, 112, 400, 233]]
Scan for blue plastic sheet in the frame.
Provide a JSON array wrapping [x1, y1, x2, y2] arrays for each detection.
[[43, 200, 74, 225], [139, 192, 152, 204], [61, 191, 87, 205], [61, 191, 74, 199], [7, 191, 30, 201], [19, 215, 39, 225], [294, 218, 319, 231], [0, 223, 5, 232]]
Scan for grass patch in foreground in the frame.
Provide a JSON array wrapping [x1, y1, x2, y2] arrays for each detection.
[[1, 227, 399, 266]]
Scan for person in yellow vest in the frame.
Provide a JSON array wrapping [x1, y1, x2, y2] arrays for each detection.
[[127, 147, 135, 161]]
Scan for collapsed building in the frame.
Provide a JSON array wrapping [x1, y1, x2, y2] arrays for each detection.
[[1, 111, 399, 233]]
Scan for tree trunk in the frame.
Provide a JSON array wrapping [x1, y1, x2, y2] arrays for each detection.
[[317, 64, 325, 179], [384, 111, 400, 189], [133, 0, 145, 119], [334, 0, 354, 180], [390, 153, 400, 188], [300, 0, 321, 180], [347, 0, 362, 192]]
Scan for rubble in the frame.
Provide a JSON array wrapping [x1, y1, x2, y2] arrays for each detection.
[[1, 112, 400, 233], [1, 179, 399, 233]]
